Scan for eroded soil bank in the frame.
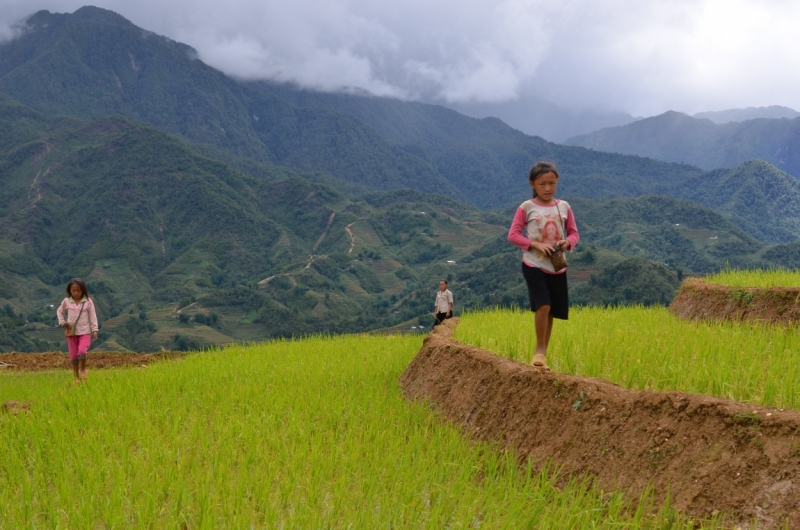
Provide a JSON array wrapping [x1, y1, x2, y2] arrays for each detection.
[[0, 351, 183, 372], [401, 319, 800, 529], [670, 278, 800, 325]]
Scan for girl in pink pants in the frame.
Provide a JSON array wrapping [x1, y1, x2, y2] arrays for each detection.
[[57, 278, 99, 384]]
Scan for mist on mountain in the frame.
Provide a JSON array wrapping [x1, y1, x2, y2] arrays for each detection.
[[443, 97, 639, 143], [693, 106, 800, 124], [565, 111, 800, 179]]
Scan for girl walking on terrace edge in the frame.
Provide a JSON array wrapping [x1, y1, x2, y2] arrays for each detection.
[[507, 162, 579, 372]]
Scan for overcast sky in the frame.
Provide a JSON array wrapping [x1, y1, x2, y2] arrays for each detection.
[[1, 0, 799, 117]]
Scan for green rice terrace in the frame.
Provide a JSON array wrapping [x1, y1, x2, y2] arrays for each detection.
[[2, 270, 800, 528], [704, 268, 800, 288]]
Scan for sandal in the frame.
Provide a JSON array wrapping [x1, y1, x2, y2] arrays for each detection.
[[80, 369, 88, 380], [531, 353, 550, 372]]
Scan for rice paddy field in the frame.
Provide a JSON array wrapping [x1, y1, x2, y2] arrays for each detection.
[[454, 306, 800, 409], [1, 334, 708, 529], [703, 268, 800, 288]]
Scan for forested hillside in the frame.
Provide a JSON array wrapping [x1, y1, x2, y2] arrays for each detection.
[[672, 161, 800, 244], [0, 92, 786, 352], [0, 96, 500, 349]]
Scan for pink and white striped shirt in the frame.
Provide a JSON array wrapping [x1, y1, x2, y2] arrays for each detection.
[[507, 198, 580, 274]]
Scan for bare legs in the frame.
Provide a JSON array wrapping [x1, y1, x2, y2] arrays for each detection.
[[71, 358, 87, 383], [533, 305, 554, 370]]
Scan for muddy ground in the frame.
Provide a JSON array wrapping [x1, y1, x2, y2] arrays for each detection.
[[0, 351, 183, 372], [670, 278, 800, 325], [402, 319, 800, 529]]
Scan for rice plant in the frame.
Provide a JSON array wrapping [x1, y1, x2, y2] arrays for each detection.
[[704, 267, 800, 288], [455, 306, 800, 409], [0, 334, 716, 528]]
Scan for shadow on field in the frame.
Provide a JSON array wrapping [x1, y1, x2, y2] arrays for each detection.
[[402, 319, 800, 529]]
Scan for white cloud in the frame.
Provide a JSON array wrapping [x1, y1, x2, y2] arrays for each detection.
[[1, 0, 799, 114], [529, 0, 800, 115]]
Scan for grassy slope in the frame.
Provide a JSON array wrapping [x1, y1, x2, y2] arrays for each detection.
[[0, 334, 713, 528]]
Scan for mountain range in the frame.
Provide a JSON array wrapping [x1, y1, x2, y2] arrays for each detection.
[[693, 106, 800, 124], [0, 87, 783, 351], [0, 6, 798, 352], [565, 110, 800, 179], [0, 6, 709, 210]]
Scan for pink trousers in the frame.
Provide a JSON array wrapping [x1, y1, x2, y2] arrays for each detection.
[[67, 334, 91, 363]]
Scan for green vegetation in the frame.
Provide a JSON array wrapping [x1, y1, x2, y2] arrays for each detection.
[[455, 307, 800, 409], [0, 303, 55, 352], [571, 195, 766, 271], [705, 268, 800, 288], [0, 92, 795, 351], [571, 257, 679, 307], [0, 335, 711, 528], [677, 160, 800, 244]]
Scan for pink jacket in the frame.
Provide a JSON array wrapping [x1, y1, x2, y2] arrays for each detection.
[[57, 297, 99, 335]]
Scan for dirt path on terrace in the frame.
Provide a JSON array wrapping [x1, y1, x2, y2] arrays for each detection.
[[0, 351, 184, 372], [670, 278, 800, 325], [401, 319, 800, 529]]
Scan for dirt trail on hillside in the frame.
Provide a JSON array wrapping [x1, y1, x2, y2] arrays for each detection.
[[401, 319, 800, 529], [258, 254, 328, 285], [670, 278, 800, 325], [0, 352, 184, 372], [345, 221, 357, 254], [312, 212, 336, 252]]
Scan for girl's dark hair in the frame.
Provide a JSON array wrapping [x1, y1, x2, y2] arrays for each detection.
[[66, 278, 89, 299], [529, 161, 559, 198], [440, 279, 448, 285]]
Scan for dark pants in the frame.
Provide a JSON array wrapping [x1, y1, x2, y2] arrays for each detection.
[[433, 312, 450, 326]]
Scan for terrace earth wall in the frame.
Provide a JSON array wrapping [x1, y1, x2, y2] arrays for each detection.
[[401, 319, 800, 529], [670, 278, 800, 325]]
